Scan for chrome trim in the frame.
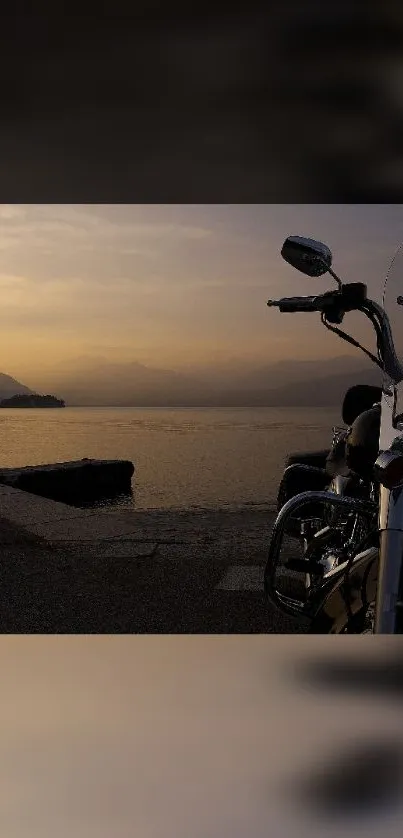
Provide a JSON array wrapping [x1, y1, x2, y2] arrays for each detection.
[[380, 390, 398, 448], [332, 475, 350, 495], [374, 450, 403, 490], [332, 425, 346, 446], [375, 484, 403, 633], [375, 530, 403, 633], [378, 483, 403, 531], [322, 545, 378, 582]]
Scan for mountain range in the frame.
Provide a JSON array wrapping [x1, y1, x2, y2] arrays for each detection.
[[8, 353, 382, 408]]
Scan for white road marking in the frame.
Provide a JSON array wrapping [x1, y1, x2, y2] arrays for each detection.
[[215, 565, 264, 591]]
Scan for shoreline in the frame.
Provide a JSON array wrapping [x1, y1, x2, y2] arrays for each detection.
[[95, 499, 278, 513], [0, 404, 340, 410]]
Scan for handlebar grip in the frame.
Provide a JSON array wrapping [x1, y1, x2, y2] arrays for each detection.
[[279, 298, 319, 313], [269, 296, 321, 313]]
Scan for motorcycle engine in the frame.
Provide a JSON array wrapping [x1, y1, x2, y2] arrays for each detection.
[[317, 547, 344, 575]]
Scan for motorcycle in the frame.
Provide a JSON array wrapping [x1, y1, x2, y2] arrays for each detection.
[[264, 234, 403, 634], [275, 383, 382, 599]]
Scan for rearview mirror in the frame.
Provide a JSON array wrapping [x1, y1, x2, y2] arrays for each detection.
[[281, 236, 332, 278]]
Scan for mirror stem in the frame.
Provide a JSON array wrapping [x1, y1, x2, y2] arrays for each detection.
[[327, 266, 342, 289]]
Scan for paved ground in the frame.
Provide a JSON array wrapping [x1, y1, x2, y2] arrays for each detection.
[[0, 504, 309, 633]]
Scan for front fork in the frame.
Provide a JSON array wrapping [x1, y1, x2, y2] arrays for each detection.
[[375, 483, 403, 633]]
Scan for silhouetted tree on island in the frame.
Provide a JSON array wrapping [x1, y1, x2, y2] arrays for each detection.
[[0, 393, 65, 408]]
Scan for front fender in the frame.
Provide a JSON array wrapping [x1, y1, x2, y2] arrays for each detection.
[[308, 546, 378, 633]]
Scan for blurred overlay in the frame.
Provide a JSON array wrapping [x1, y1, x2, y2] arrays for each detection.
[[1, 3, 403, 199], [2, 636, 403, 837]]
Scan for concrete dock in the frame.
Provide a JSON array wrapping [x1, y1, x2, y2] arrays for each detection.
[[0, 486, 307, 633], [0, 458, 134, 504]]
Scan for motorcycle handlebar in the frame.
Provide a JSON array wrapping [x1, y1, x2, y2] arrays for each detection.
[[267, 286, 403, 383], [267, 285, 366, 315], [267, 295, 327, 313]]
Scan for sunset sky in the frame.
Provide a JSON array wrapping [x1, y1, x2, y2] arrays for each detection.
[[1, 204, 403, 384]]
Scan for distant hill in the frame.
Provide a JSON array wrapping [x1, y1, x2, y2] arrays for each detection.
[[29, 353, 384, 408], [0, 373, 33, 400], [266, 367, 383, 408], [196, 355, 371, 395], [215, 368, 382, 410], [31, 360, 217, 407]]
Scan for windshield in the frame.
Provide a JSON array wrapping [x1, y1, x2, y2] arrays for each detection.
[[380, 244, 403, 447]]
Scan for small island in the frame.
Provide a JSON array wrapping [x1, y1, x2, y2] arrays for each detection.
[[0, 393, 66, 408]]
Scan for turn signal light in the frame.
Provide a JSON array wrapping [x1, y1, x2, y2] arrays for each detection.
[[373, 451, 403, 489]]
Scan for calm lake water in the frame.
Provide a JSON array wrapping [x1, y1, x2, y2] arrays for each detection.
[[0, 406, 340, 511]]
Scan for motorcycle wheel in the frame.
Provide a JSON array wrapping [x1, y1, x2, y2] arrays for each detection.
[[339, 606, 374, 634], [333, 600, 375, 633], [307, 599, 376, 634]]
